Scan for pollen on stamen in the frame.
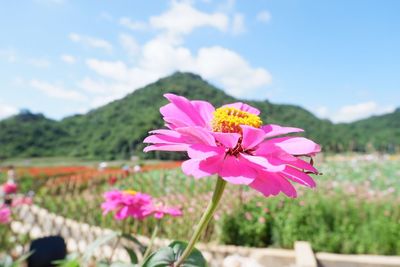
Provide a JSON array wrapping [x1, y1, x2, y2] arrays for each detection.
[[212, 107, 262, 133], [123, 190, 137, 196]]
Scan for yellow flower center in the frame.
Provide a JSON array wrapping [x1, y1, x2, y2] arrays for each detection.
[[123, 190, 137, 196], [212, 107, 262, 133]]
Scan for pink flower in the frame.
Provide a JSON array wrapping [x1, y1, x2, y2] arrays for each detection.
[[101, 190, 153, 220], [11, 196, 33, 207], [0, 205, 11, 224], [144, 94, 321, 198], [144, 202, 183, 219], [108, 176, 118, 186], [2, 182, 17, 194]]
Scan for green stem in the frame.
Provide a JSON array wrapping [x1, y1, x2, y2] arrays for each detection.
[[142, 222, 159, 262], [175, 177, 227, 267], [109, 236, 121, 263]]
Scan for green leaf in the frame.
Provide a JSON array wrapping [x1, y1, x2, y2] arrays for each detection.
[[0, 255, 13, 267], [141, 247, 175, 267], [82, 232, 119, 263], [52, 253, 80, 267], [121, 234, 146, 254], [124, 246, 138, 264], [109, 262, 137, 267], [0, 252, 34, 267], [142, 241, 207, 267], [9, 251, 33, 267]]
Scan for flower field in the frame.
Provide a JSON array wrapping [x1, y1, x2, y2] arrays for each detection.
[[1, 154, 399, 256]]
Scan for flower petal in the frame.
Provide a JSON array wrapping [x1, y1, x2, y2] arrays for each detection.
[[116, 206, 129, 220], [276, 176, 297, 198], [281, 166, 316, 188], [187, 144, 224, 159], [275, 137, 321, 155], [223, 102, 260, 115], [192, 100, 215, 129], [218, 156, 257, 185], [149, 129, 182, 137], [143, 132, 185, 145], [162, 115, 192, 129], [163, 94, 206, 126], [257, 149, 318, 173], [262, 124, 304, 138], [143, 144, 188, 152], [240, 153, 285, 172], [176, 126, 216, 146], [212, 132, 241, 148], [249, 174, 281, 197], [241, 125, 266, 149], [182, 154, 223, 178], [281, 155, 318, 173]]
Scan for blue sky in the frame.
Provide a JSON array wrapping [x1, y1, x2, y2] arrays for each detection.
[[0, 0, 399, 122]]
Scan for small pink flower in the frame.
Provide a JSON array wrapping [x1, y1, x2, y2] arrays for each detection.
[[258, 217, 266, 224], [245, 212, 252, 221], [144, 94, 320, 198], [101, 190, 153, 220], [188, 207, 195, 213], [0, 205, 11, 224], [11, 197, 33, 207], [2, 182, 17, 194], [144, 202, 183, 219]]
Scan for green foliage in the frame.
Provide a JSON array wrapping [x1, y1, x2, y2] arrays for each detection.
[[0, 252, 32, 267], [142, 241, 206, 267], [221, 191, 400, 255], [1, 72, 399, 159]]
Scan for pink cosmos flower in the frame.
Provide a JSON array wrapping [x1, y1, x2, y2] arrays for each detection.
[[144, 94, 321, 198], [2, 182, 18, 194], [0, 205, 11, 224], [101, 190, 153, 220], [144, 202, 183, 219]]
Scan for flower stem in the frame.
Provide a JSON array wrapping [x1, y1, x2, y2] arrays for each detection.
[[142, 222, 159, 262], [175, 177, 227, 266], [109, 236, 121, 263]]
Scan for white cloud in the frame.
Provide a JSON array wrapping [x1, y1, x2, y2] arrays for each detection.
[[60, 54, 76, 64], [119, 17, 147, 31], [218, 0, 236, 13], [27, 58, 51, 68], [119, 34, 141, 58], [0, 48, 17, 63], [85, 41, 271, 100], [329, 101, 395, 123], [75, 1, 272, 107], [69, 33, 113, 52], [195, 46, 271, 96], [29, 80, 87, 102], [100, 12, 113, 22], [0, 102, 18, 120], [315, 106, 328, 118], [86, 59, 131, 81], [149, 1, 229, 39], [257, 10, 271, 23], [231, 13, 245, 35]]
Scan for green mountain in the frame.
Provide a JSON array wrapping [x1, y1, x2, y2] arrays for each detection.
[[0, 72, 398, 160]]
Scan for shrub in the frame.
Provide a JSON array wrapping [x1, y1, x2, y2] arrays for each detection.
[[220, 190, 400, 255]]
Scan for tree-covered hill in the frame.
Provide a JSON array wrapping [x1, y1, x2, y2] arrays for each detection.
[[0, 72, 398, 159]]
